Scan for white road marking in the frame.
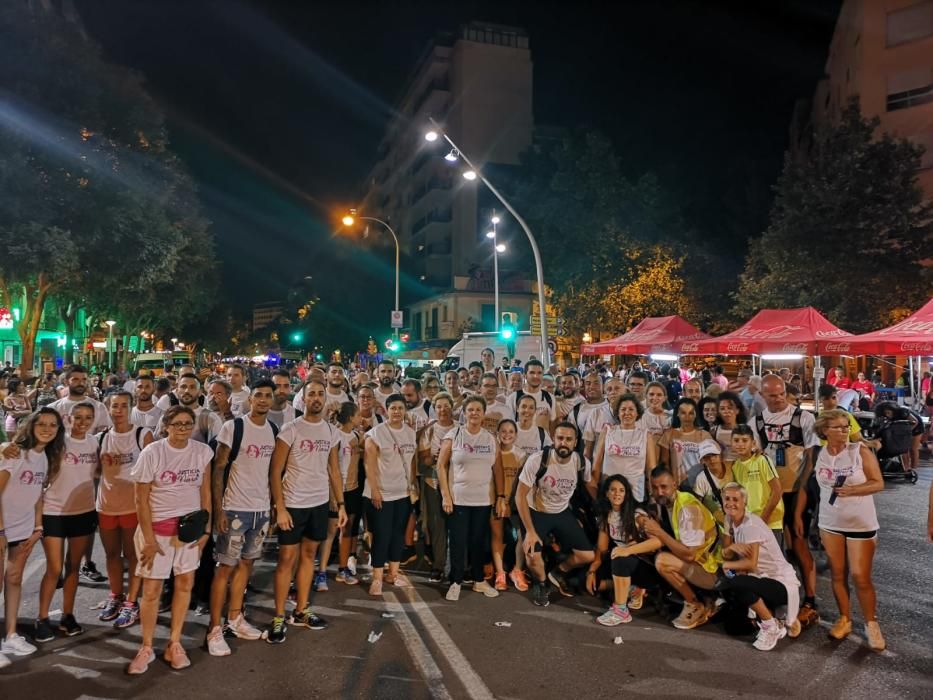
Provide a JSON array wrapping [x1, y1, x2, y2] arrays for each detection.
[[383, 591, 453, 700], [56, 648, 129, 664], [52, 663, 101, 679]]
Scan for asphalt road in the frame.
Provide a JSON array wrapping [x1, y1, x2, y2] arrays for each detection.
[[2, 466, 932, 700]]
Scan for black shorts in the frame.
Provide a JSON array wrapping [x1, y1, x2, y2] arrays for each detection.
[[525, 508, 594, 553], [344, 486, 363, 517], [43, 511, 98, 539], [821, 528, 877, 540], [782, 474, 818, 537], [278, 503, 329, 545]]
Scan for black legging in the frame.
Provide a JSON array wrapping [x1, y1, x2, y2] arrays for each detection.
[[447, 505, 491, 584], [718, 574, 787, 612], [599, 554, 661, 589], [365, 497, 411, 569]]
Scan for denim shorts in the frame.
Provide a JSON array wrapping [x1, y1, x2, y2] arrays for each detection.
[[214, 510, 270, 566]]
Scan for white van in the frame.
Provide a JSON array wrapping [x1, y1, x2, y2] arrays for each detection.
[[439, 331, 543, 373]]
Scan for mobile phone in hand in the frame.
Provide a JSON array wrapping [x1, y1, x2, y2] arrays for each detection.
[[828, 475, 847, 505]]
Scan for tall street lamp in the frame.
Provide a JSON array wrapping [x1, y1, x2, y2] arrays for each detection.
[[342, 210, 401, 340], [425, 118, 550, 365], [105, 320, 116, 371], [485, 210, 506, 331]]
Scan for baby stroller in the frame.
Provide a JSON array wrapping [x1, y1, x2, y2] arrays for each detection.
[[868, 401, 919, 483]]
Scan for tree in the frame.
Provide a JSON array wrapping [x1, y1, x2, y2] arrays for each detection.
[[735, 99, 933, 332], [0, 3, 217, 372]]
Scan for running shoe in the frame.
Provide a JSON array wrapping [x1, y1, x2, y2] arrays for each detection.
[[347, 555, 357, 576], [313, 571, 328, 592], [290, 606, 328, 630], [509, 570, 529, 592], [113, 602, 139, 629], [797, 601, 820, 628], [58, 614, 83, 637], [628, 587, 645, 610], [494, 571, 508, 591], [1, 634, 37, 656], [34, 618, 55, 643], [445, 582, 461, 601], [79, 562, 107, 584], [596, 604, 632, 626], [532, 582, 550, 607], [266, 616, 287, 644], [472, 581, 500, 598], [829, 616, 852, 640], [428, 569, 444, 584], [99, 593, 124, 622], [337, 568, 359, 585], [227, 613, 262, 640], [0, 652, 10, 669], [547, 569, 574, 597], [163, 641, 191, 670], [753, 620, 787, 651], [865, 621, 885, 651], [126, 645, 155, 675], [206, 626, 231, 657], [672, 602, 710, 630]]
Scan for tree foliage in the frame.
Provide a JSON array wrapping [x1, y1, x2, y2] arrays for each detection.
[[735, 99, 932, 332]]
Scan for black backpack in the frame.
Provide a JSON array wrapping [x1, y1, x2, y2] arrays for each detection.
[[97, 426, 146, 452], [754, 407, 804, 448], [218, 417, 279, 490], [513, 388, 553, 420]]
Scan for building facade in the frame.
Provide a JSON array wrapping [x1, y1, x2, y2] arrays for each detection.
[[252, 301, 284, 332], [793, 0, 933, 199], [357, 22, 536, 352]]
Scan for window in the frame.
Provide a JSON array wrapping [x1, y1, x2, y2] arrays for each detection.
[[431, 308, 439, 338], [887, 68, 933, 111], [442, 305, 448, 322], [887, 2, 933, 46], [480, 304, 496, 332]]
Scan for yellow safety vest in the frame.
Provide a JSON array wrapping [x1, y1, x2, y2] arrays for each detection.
[[670, 491, 722, 574]]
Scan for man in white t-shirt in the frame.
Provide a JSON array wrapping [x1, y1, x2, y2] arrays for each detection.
[[373, 360, 399, 410], [206, 380, 278, 656], [131, 375, 162, 430], [478, 372, 509, 433], [322, 363, 351, 415], [401, 379, 434, 433], [267, 379, 347, 645], [556, 372, 585, 422], [581, 377, 624, 460], [162, 375, 222, 445], [515, 422, 595, 608], [506, 359, 557, 432], [225, 364, 251, 417], [49, 365, 112, 433]]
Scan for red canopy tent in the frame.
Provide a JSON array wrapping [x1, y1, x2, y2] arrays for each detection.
[[580, 315, 710, 355], [814, 298, 933, 355], [685, 307, 852, 355]]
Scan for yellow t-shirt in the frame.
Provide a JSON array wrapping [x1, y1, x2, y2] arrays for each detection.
[[731, 454, 784, 530]]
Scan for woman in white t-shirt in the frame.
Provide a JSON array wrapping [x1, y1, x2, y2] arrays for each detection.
[[710, 391, 747, 467], [813, 409, 885, 651], [417, 392, 457, 584], [514, 394, 551, 458], [657, 398, 712, 488], [333, 401, 363, 586], [363, 394, 417, 597], [593, 393, 657, 503], [0, 408, 64, 660], [720, 482, 800, 652], [127, 405, 213, 675], [641, 382, 671, 450], [36, 401, 101, 642], [437, 396, 504, 601]]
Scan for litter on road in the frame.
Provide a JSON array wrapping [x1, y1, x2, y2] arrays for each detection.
[[381, 613, 396, 619], [494, 621, 512, 628], [367, 631, 383, 644], [613, 636, 624, 645]]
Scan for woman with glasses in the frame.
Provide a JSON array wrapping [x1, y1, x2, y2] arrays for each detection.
[[812, 409, 885, 651]]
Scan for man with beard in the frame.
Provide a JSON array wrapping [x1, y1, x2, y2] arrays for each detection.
[[373, 360, 399, 411], [207, 380, 235, 422], [400, 379, 433, 433], [581, 378, 625, 461], [643, 466, 722, 630], [267, 380, 347, 644], [515, 423, 595, 607], [479, 373, 509, 433], [466, 361, 484, 393], [131, 375, 162, 430], [322, 363, 351, 417], [556, 372, 585, 421], [268, 369, 299, 429], [170, 375, 222, 445], [49, 365, 112, 433], [506, 359, 556, 432]]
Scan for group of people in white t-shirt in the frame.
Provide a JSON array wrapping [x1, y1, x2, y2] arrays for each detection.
[[0, 358, 898, 673]]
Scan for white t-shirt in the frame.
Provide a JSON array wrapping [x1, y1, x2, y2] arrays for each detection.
[[749, 405, 819, 483], [373, 386, 399, 410], [276, 418, 339, 509], [815, 443, 879, 532], [336, 428, 361, 492], [583, 403, 615, 444], [49, 396, 112, 433], [192, 406, 224, 445], [230, 387, 251, 417], [557, 394, 585, 421], [606, 507, 647, 547], [515, 424, 552, 458], [131, 439, 213, 522], [638, 410, 671, 441], [601, 425, 650, 502], [364, 422, 416, 502], [728, 511, 800, 622], [405, 400, 434, 433], [44, 434, 98, 515], [506, 388, 557, 430], [519, 450, 591, 514], [217, 418, 276, 512], [268, 406, 298, 430], [97, 426, 151, 515], [131, 405, 162, 430], [123, 379, 137, 394], [569, 400, 607, 433], [711, 425, 738, 463], [482, 398, 510, 434], [0, 449, 47, 541], [445, 425, 497, 507]]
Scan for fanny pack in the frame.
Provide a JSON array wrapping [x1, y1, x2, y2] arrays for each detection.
[[178, 509, 210, 543]]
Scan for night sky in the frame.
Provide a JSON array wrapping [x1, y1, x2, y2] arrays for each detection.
[[74, 0, 840, 335]]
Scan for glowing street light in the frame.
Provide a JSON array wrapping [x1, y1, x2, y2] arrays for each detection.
[[341, 214, 355, 227], [486, 230, 496, 239], [496, 243, 506, 253], [462, 169, 477, 181], [424, 130, 439, 142], [491, 215, 501, 225], [444, 149, 459, 162], [105, 320, 116, 370], [341, 209, 401, 340]]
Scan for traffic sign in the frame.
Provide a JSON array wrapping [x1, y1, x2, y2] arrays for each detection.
[[390, 310, 403, 328], [531, 315, 565, 336]]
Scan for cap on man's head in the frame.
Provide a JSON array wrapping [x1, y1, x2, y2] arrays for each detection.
[[697, 439, 722, 460]]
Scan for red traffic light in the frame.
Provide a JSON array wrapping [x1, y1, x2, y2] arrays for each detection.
[[400, 333, 410, 343]]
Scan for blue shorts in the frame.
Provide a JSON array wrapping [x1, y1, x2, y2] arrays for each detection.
[[214, 510, 270, 566]]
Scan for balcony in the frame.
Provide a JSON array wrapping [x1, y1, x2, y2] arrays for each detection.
[[409, 177, 453, 205], [411, 208, 453, 234], [426, 240, 451, 256]]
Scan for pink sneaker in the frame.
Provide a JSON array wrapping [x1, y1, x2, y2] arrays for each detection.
[[163, 641, 190, 670], [126, 645, 155, 675], [508, 569, 529, 592]]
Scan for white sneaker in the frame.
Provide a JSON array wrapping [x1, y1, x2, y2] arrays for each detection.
[[753, 620, 787, 651], [1, 633, 37, 656], [446, 582, 461, 601], [227, 613, 262, 640], [472, 581, 500, 598], [347, 555, 357, 576], [0, 652, 10, 669], [206, 626, 231, 657]]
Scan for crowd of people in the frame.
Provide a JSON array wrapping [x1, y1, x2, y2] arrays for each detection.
[[0, 352, 928, 675]]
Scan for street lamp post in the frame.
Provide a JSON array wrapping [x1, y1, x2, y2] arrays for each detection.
[[105, 320, 116, 371], [342, 211, 401, 340], [485, 211, 506, 332], [426, 118, 550, 366]]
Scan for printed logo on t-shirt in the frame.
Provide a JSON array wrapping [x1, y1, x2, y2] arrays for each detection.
[[244, 443, 273, 459], [159, 468, 201, 485], [19, 469, 46, 485], [298, 438, 331, 453], [64, 451, 97, 465], [673, 441, 699, 456], [541, 474, 575, 491], [608, 444, 642, 457]]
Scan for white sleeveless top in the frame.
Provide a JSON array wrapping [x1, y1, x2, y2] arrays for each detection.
[[602, 425, 649, 502], [815, 443, 879, 532]]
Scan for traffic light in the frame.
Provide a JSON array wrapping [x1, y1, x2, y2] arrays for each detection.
[[384, 338, 400, 352], [291, 331, 304, 343], [400, 332, 410, 343], [499, 313, 516, 356]]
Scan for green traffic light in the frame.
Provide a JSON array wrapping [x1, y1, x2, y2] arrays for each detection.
[[500, 327, 514, 341], [292, 332, 304, 342]]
